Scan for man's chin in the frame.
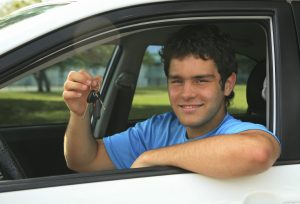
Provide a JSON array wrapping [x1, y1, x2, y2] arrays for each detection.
[[178, 119, 203, 128]]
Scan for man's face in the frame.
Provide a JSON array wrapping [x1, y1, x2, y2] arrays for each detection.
[[167, 55, 235, 138]]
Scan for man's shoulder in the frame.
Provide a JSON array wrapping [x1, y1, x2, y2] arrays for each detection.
[[223, 113, 242, 124], [221, 113, 270, 133]]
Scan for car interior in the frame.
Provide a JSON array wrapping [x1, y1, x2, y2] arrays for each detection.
[[93, 22, 268, 138], [0, 20, 271, 180]]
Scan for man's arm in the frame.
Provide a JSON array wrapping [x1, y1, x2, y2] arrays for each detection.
[[63, 70, 115, 172], [64, 112, 115, 172], [131, 130, 280, 178]]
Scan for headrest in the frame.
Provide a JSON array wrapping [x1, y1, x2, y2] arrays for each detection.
[[246, 60, 266, 114]]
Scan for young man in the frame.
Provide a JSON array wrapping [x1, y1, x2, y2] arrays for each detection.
[[63, 24, 280, 178]]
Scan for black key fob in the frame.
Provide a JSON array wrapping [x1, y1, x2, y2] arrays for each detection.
[[87, 90, 97, 103]]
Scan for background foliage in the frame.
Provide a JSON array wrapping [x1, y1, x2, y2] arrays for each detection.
[[0, 0, 42, 17]]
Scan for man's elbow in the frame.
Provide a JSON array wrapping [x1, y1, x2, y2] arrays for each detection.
[[250, 143, 280, 172], [65, 154, 80, 172], [64, 154, 90, 173]]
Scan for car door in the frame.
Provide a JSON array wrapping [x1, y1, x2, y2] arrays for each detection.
[[1, 1, 300, 203]]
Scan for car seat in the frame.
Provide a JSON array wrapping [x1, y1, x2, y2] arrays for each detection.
[[245, 60, 266, 125]]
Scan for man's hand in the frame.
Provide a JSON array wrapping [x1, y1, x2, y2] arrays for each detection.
[[63, 70, 102, 116], [63, 70, 116, 172]]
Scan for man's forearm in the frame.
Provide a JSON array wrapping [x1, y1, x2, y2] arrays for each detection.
[[132, 131, 280, 178], [64, 111, 99, 171]]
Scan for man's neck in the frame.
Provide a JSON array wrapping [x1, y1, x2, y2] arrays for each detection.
[[186, 110, 227, 139]]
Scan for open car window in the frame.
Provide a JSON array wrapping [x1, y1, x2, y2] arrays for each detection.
[[0, 44, 116, 127]]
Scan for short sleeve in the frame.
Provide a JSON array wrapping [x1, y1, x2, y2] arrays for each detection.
[[103, 121, 149, 169], [220, 116, 280, 143], [102, 112, 183, 169]]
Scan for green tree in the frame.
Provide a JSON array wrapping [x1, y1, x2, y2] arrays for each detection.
[[143, 50, 156, 66], [0, 0, 42, 17]]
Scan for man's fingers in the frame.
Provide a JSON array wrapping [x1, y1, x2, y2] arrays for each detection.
[[68, 70, 92, 86], [91, 76, 103, 90], [79, 69, 93, 79], [63, 90, 82, 99], [64, 80, 89, 92], [64, 71, 104, 107]]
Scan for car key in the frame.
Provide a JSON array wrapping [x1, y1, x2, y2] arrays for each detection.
[[87, 90, 97, 103], [86, 89, 104, 120]]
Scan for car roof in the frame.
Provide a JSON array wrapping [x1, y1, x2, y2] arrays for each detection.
[[0, 0, 171, 56], [0, 0, 289, 57]]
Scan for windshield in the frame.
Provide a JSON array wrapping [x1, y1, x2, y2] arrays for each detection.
[[0, 3, 70, 29]]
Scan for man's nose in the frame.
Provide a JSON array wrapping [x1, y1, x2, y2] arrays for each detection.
[[181, 81, 196, 99]]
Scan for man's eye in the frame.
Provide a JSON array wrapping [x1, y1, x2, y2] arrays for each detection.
[[195, 79, 208, 84], [170, 79, 182, 84]]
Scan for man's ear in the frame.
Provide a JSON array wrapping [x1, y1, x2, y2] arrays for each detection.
[[224, 72, 236, 96]]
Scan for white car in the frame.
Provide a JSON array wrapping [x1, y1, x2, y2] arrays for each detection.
[[0, 0, 300, 203]]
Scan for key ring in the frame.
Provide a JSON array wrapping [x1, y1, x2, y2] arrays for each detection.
[[83, 81, 106, 119]]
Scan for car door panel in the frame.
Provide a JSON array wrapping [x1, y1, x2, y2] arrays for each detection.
[[1, 165, 300, 203], [0, 124, 72, 178]]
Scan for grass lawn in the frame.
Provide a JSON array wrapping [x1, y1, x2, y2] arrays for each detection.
[[0, 85, 247, 126], [0, 91, 70, 126]]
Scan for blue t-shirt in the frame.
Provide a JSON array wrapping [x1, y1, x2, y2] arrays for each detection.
[[103, 112, 278, 169]]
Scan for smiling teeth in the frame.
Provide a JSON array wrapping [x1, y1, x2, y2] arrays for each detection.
[[182, 105, 199, 108]]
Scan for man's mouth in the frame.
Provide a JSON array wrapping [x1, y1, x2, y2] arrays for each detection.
[[179, 104, 203, 112]]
